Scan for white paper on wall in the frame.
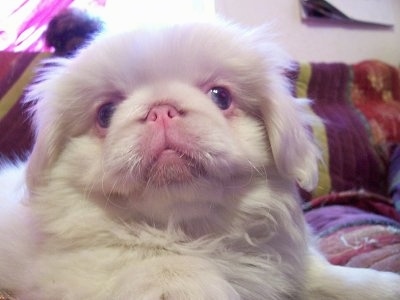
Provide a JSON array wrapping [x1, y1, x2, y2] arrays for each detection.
[[300, 0, 395, 27], [328, 0, 394, 26]]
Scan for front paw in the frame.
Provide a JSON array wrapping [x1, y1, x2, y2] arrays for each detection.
[[114, 256, 239, 300]]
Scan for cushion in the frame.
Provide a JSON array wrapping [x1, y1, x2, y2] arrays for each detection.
[[294, 61, 400, 203]]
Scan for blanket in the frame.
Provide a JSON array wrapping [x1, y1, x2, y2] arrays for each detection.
[[293, 61, 400, 272]]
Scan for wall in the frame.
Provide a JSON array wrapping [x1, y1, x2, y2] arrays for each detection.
[[215, 0, 400, 65]]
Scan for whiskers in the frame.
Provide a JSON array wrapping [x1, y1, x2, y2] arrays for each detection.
[[247, 160, 267, 178], [82, 151, 145, 211]]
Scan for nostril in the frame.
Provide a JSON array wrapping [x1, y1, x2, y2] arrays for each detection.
[[146, 104, 181, 122], [166, 106, 179, 119]]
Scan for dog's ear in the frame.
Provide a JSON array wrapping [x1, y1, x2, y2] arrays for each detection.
[[260, 74, 320, 192], [26, 117, 65, 189], [244, 25, 320, 191], [24, 60, 68, 189]]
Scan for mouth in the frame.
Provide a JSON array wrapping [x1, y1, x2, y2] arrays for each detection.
[[144, 148, 207, 187]]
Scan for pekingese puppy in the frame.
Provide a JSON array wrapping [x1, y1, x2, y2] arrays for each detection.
[[0, 20, 399, 300]]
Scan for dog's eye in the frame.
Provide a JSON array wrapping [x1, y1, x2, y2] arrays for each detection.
[[97, 102, 116, 128], [208, 87, 232, 110]]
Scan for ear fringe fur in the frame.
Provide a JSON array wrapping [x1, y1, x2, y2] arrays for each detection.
[[242, 24, 321, 191], [23, 58, 69, 188], [250, 36, 320, 191]]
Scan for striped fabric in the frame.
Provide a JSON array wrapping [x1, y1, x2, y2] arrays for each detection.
[[295, 63, 332, 197], [0, 51, 50, 160], [296, 61, 400, 272], [293, 61, 400, 205]]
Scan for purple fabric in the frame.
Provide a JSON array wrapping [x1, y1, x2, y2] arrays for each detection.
[[306, 205, 400, 271], [389, 145, 400, 211], [306, 63, 388, 196], [305, 205, 400, 236]]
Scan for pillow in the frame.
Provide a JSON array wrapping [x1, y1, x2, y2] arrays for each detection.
[[294, 62, 391, 200]]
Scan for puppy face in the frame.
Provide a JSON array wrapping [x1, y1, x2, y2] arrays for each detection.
[[27, 22, 318, 223]]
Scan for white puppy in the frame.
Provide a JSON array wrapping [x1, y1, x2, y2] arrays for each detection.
[[0, 20, 399, 300]]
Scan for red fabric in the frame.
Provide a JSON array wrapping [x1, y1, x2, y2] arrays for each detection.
[[0, 52, 45, 160], [0, 99, 34, 160], [352, 60, 400, 144], [305, 190, 400, 222], [0, 52, 38, 97], [352, 60, 400, 104], [317, 224, 400, 272]]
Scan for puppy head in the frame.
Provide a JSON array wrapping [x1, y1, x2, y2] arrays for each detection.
[[26, 21, 319, 221]]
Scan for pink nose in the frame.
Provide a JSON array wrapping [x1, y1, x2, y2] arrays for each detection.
[[146, 104, 180, 122]]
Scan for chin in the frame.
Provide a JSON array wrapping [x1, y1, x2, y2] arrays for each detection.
[[0, 20, 399, 300]]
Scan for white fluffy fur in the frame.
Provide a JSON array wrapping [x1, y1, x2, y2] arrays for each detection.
[[0, 20, 399, 299]]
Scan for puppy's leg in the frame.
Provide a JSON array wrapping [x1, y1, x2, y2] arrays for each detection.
[[306, 253, 400, 300], [113, 255, 239, 300]]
